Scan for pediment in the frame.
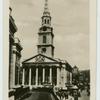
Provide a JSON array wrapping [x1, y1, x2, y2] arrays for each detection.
[[22, 54, 59, 64]]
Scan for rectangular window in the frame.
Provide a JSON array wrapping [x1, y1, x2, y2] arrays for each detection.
[[43, 36, 46, 43]]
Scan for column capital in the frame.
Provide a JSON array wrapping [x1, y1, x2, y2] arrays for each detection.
[[56, 66, 60, 68]]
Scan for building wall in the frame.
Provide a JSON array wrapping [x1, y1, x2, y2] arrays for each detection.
[[9, 8, 22, 89], [79, 70, 90, 84], [38, 34, 53, 45], [9, 10, 17, 88], [22, 62, 72, 89], [60, 67, 72, 87]]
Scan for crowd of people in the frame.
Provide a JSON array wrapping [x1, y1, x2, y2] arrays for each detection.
[[55, 85, 90, 100], [55, 89, 75, 100]]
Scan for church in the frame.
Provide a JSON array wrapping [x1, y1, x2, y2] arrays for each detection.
[[22, 0, 72, 89]]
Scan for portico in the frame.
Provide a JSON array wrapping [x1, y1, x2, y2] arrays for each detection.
[[22, 63, 59, 87], [22, 54, 72, 88]]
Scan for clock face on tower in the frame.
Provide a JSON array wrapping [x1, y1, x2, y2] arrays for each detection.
[[42, 48, 46, 53], [43, 26, 47, 31]]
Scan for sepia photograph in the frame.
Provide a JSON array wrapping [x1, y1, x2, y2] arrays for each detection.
[[8, 0, 94, 100]]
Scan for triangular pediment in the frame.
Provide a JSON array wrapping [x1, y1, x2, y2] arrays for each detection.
[[22, 54, 59, 63]]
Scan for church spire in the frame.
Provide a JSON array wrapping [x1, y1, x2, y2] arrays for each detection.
[[41, 0, 51, 26], [43, 0, 50, 16], [44, 0, 49, 12]]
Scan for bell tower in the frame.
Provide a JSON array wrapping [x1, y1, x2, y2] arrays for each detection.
[[37, 0, 54, 58]]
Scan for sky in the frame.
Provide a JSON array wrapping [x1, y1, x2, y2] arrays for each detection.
[[10, 0, 89, 70]]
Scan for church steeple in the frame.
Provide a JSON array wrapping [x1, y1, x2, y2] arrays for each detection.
[[37, 0, 54, 58], [42, 0, 51, 27], [44, 0, 49, 13]]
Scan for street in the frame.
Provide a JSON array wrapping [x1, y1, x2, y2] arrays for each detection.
[[21, 88, 59, 100], [23, 92, 55, 100], [20, 88, 90, 100]]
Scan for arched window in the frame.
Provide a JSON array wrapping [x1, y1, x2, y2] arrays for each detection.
[[47, 19, 49, 24], [44, 19, 46, 24], [43, 36, 46, 43]]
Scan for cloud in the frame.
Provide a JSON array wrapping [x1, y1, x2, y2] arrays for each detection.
[[10, 0, 89, 70]]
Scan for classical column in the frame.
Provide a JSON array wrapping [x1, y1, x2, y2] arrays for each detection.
[[63, 68, 66, 87], [57, 67, 60, 86], [10, 46, 16, 88], [70, 72, 72, 84], [17, 68, 19, 85], [66, 71, 68, 84], [22, 68, 25, 85], [36, 67, 38, 86], [29, 68, 32, 85], [42, 67, 45, 83], [49, 67, 52, 84]]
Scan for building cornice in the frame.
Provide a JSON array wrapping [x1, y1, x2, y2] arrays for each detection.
[[37, 44, 54, 48]]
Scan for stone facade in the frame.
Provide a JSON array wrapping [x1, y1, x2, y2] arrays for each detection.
[[9, 7, 24, 100], [9, 7, 23, 89], [22, 54, 72, 88], [22, 54, 72, 87]]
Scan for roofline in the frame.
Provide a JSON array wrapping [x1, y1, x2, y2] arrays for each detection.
[[22, 53, 59, 63]]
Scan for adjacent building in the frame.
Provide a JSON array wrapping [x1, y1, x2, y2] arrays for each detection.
[[79, 70, 90, 85], [72, 66, 79, 85], [72, 65, 90, 89], [9, 7, 23, 89], [22, 0, 72, 89]]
